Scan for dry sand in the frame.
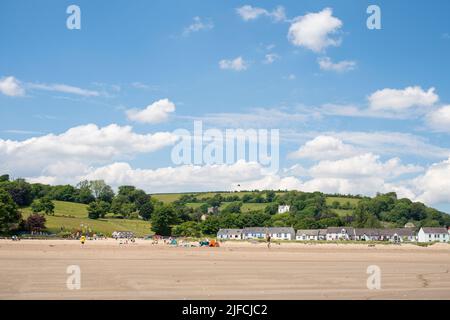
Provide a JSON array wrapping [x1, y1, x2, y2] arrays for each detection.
[[0, 239, 449, 300]]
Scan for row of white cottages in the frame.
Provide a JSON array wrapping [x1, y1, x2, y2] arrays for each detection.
[[217, 227, 450, 243]]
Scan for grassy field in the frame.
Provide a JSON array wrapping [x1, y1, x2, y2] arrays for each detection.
[[152, 191, 257, 203], [326, 196, 361, 207], [331, 208, 354, 217], [326, 196, 360, 217], [21, 201, 152, 237]]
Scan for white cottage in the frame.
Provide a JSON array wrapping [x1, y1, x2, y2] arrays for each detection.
[[380, 228, 416, 243], [326, 227, 355, 241], [418, 227, 449, 243], [278, 205, 290, 214], [296, 229, 319, 241], [217, 229, 243, 240], [354, 228, 381, 241], [243, 227, 295, 240]]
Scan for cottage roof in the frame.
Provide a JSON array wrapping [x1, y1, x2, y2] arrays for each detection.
[[296, 229, 319, 236], [217, 229, 243, 235], [354, 228, 380, 236], [327, 227, 355, 234], [422, 227, 448, 234], [243, 227, 295, 234]]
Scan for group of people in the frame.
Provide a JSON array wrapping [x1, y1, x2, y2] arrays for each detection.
[[77, 233, 273, 247]]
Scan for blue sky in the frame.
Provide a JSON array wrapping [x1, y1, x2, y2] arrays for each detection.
[[1, 1, 450, 212]]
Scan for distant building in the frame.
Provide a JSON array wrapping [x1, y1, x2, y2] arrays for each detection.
[[207, 207, 219, 214], [112, 231, 135, 239], [380, 228, 416, 243], [278, 205, 290, 214], [326, 227, 355, 241], [404, 222, 416, 228], [296, 229, 319, 241], [354, 229, 380, 241], [242, 227, 295, 240], [213, 226, 424, 243], [217, 229, 243, 240], [418, 227, 449, 243]]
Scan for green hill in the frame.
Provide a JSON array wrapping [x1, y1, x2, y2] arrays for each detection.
[[153, 192, 361, 216], [21, 201, 152, 237]]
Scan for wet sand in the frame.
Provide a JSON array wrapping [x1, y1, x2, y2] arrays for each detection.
[[0, 239, 449, 300]]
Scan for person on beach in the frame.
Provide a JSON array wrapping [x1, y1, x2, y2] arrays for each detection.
[[266, 233, 271, 248], [80, 235, 86, 246]]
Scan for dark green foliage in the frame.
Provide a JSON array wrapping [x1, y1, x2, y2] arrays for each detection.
[[151, 204, 176, 236], [270, 212, 295, 227], [238, 211, 271, 228], [206, 194, 223, 207], [264, 203, 279, 215], [87, 200, 110, 219], [110, 185, 150, 219], [89, 180, 115, 203], [221, 201, 242, 214], [139, 201, 154, 221], [48, 185, 78, 202], [0, 189, 22, 233], [172, 221, 202, 237], [177, 194, 198, 204], [30, 183, 52, 199], [31, 197, 55, 215], [1, 178, 33, 206], [76, 180, 95, 204], [200, 216, 221, 235], [265, 190, 276, 202]]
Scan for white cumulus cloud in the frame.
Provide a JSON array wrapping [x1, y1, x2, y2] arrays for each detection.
[[289, 135, 358, 160], [413, 157, 450, 205], [368, 86, 438, 111], [236, 5, 286, 22], [182, 16, 214, 36], [80, 160, 275, 193], [219, 57, 248, 71], [0, 124, 179, 177], [309, 153, 423, 180], [288, 8, 343, 52], [126, 99, 176, 124], [426, 105, 450, 132], [318, 57, 356, 72], [0, 76, 25, 97]]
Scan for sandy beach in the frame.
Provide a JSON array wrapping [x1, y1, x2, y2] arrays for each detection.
[[0, 239, 449, 300]]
